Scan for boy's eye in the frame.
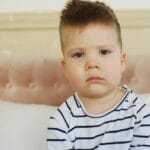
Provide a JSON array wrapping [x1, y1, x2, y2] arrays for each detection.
[[100, 49, 110, 55], [72, 52, 84, 58]]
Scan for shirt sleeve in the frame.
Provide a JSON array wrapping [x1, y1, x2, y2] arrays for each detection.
[[47, 110, 73, 150], [130, 105, 150, 149]]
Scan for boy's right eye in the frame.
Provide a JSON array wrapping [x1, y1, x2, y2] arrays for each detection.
[[72, 52, 84, 58]]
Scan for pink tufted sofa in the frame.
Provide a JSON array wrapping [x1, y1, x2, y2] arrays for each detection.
[[0, 52, 149, 150], [0, 53, 149, 106]]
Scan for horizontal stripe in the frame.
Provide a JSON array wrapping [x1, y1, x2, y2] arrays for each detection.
[[49, 116, 55, 119], [144, 113, 150, 119], [133, 134, 150, 138], [47, 127, 66, 133], [130, 144, 150, 148], [100, 140, 132, 145], [47, 139, 66, 142], [141, 124, 150, 127], [115, 104, 136, 112], [68, 115, 136, 133], [72, 126, 134, 142], [135, 120, 142, 125]]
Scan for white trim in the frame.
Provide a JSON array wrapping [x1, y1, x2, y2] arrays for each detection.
[[0, 12, 60, 29], [116, 10, 150, 28], [0, 10, 150, 29]]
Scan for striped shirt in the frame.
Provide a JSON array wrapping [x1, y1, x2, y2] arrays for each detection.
[[47, 86, 150, 149]]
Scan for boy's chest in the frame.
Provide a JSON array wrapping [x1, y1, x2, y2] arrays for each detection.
[[68, 105, 135, 150], [68, 111, 135, 149]]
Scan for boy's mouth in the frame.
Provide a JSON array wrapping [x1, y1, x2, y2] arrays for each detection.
[[86, 76, 104, 83]]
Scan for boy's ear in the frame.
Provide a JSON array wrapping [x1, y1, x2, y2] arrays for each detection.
[[60, 59, 68, 78], [121, 51, 127, 73]]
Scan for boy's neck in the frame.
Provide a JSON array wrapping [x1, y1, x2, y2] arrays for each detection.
[[78, 87, 125, 115]]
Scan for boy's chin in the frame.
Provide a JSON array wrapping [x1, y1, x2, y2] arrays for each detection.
[[85, 92, 108, 99], [80, 86, 116, 99], [79, 90, 110, 99]]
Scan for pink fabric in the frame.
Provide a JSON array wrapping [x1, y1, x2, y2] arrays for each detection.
[[121, 54, 150, 94], [0, 55, 72, 106]]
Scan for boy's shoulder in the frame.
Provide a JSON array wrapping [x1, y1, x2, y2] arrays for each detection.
[[122, 85, 150, 115], [50, 94, 79, 118], [59, 94, 78, 111]]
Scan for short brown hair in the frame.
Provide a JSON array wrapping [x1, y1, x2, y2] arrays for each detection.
[[59, 0, 122, 50]]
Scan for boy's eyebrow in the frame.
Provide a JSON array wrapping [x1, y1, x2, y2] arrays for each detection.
[[66, 46, 85, 52], [66, 47, 84, 55], [96, 44, 118, 49]]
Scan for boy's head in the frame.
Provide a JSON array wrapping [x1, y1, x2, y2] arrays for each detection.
[[59, 0, 122, 52], [59, 0, 126, 100]]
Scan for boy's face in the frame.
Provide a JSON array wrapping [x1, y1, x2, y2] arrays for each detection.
[[61, 23, 126, 99]]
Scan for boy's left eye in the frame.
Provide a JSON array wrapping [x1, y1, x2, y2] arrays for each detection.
[[99, 49, 111, 55]]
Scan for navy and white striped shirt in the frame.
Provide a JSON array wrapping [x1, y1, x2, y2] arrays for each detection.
[[47, 86, 150, 149]]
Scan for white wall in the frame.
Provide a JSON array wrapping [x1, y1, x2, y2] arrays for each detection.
[[0, 0, 150, 12]]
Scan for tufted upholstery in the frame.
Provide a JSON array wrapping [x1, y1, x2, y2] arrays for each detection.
[[121, 54, 150, 94], [0, 54, 72, 106], [0, 53, 149, 106]]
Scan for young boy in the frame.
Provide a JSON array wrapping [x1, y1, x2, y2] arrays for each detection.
[[47, 0, 150, 149]]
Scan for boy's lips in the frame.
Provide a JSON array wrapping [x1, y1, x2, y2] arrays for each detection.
[[86, 76, 104, 82]]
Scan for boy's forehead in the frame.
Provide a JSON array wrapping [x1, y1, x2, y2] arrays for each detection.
[[62, 23, 117, 38], [61, 23, 119, 48]]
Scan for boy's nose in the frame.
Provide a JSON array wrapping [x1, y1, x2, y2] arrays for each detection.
[[85, 60, 100, 71]]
